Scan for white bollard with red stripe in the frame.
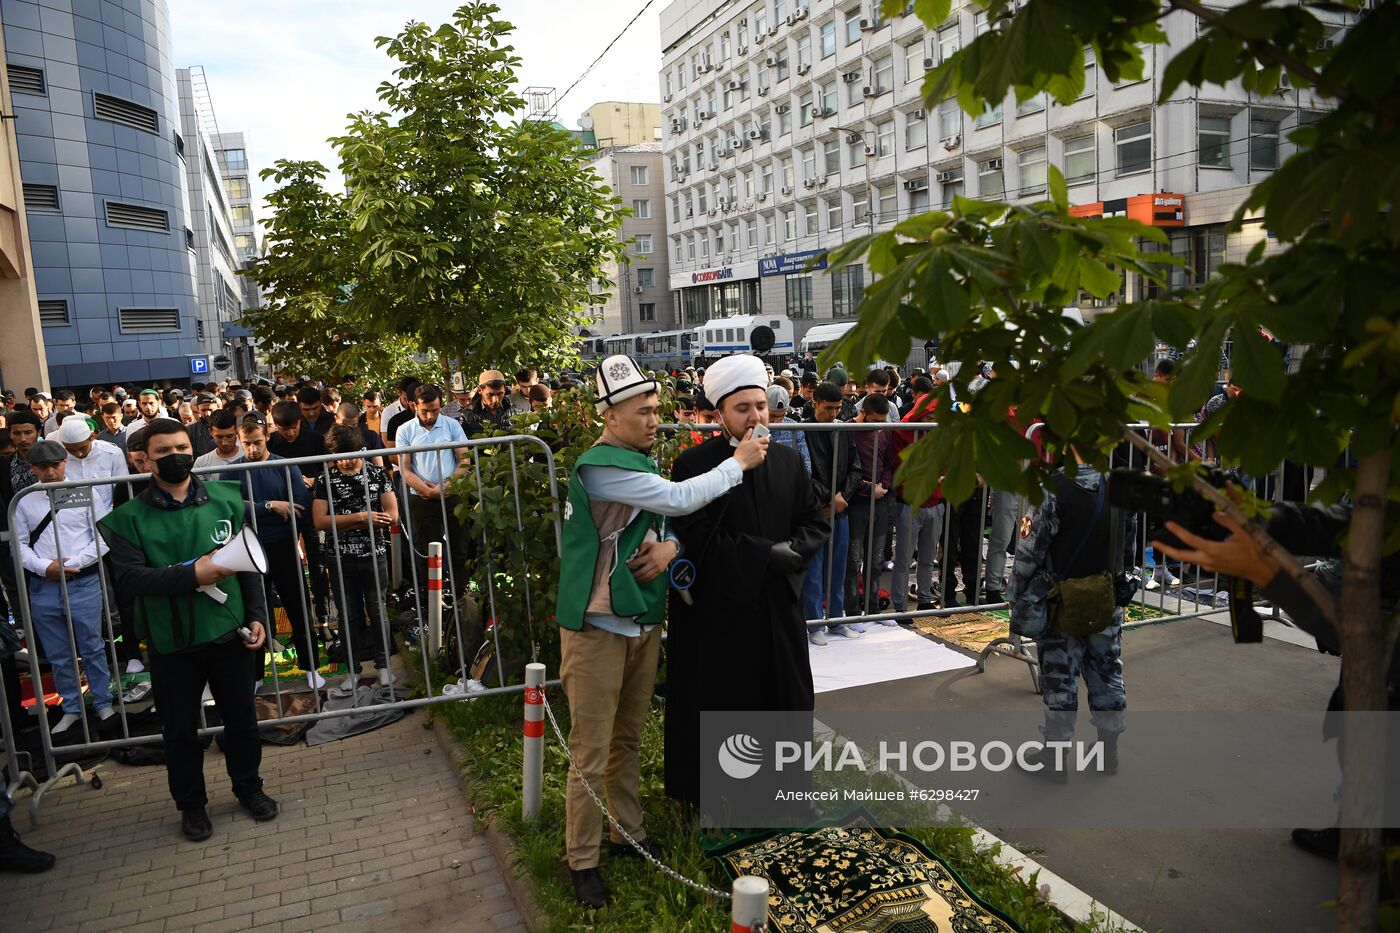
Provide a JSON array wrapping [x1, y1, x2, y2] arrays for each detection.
[[389, 522, 402, 588], [731, 876, 770, 932], [427, 541, 443, 655], [523, 662, 546, 820]]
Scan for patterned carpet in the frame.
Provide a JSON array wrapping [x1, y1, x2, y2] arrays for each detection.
[[910, 602, 1174, 652]]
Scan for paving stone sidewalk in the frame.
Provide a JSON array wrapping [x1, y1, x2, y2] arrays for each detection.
[[8, 711, 526, 933]]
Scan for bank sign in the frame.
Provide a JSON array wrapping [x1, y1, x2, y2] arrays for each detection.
[[691, 267, 735, 284], [759, 249, 829, 277]]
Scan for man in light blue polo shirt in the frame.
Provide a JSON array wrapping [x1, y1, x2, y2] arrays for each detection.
[[395, 384, 469, 620]]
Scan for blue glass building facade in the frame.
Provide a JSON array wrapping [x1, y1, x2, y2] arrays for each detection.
[[3, 0, 201, 387]]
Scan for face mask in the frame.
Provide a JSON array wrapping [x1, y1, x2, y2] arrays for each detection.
[[154, 452, 194, 484]]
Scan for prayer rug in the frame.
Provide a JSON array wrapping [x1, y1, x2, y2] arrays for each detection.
[[708, 815, 1023, 932], [912, 602, 1174, 651]]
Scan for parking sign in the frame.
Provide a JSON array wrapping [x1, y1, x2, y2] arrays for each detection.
[[190, 356, 209, 375]]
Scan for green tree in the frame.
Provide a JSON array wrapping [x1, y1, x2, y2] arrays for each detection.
[[826, 2, 1398, 927], [244, 3, 627, 384]]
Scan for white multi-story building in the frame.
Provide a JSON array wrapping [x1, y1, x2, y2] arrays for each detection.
[[658, 0, 1346, 341]]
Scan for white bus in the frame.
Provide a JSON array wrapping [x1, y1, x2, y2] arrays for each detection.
[[799, 321, 934, 375], [695, 315, 795, 365]]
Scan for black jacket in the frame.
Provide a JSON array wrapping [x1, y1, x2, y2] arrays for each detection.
[[458, 398, 514, 439], [804, 418, 862, 507]]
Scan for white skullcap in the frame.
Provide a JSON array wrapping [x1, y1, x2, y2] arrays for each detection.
[[704, 354, 768, 407], [55, 417, 95, 445], [594, 354, 657, 414]]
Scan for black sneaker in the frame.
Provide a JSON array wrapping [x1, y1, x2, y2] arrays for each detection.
[[238, 790, 279, 822], [570, 866, 609, 909], [0, 815, 55, 873], [607, 836, 663, 860], [180, 808, 213, 841]]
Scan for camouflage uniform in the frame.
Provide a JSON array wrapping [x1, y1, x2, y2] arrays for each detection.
[[1007, 465, 1125, 742]]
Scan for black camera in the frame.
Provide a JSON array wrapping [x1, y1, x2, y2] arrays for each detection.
[[1107, 469, 1230, 549]]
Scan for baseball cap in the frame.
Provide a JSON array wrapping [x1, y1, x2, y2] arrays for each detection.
[[27, 439, 67, 465], [766, 385, 790, 413], [824, 367, 849, 386]]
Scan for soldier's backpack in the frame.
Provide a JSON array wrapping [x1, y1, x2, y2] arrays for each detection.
[[1046, 475, 1116, 637]]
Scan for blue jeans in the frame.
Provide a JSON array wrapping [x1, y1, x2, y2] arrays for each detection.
[[803, 514, 849, 632], [27, 572, 111, 715]]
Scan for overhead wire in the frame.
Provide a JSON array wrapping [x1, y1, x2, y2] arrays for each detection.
[[554, 0, 661, 113]]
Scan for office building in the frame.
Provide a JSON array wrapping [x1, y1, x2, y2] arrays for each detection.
[[3, 0, 204, 388], [212, 130, 262, 381], [0, 27, 48, 392], [580, 101, 663, 149], [587, 142, 674, 335], [658, 0, 1345, 341]]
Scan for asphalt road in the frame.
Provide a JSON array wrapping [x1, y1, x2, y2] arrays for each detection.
[[817, 615, 1343, 932]]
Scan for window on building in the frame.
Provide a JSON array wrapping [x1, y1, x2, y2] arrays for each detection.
[[978, 158, 1004, 198], [720, 32, 731, 62], [776, 55, 790, 82], [1082, 46, 1096, 97], [743, 170, 755, 198], [1116, 120, 1151, 175], [1064, 133, 1096, 183], [876, 119, 894, 157], [224, 176, 250, 200], [848, 77, 864, 106], [905, 41, 924, 84], [698, 187, 708, 212], [852, 188, 869, 226], [779, 106, 792, 136], [1166, 225, 1227, 290], [1016, 92, 1046, 116], [234, 233, 255, 252], [906, 109, 926, 149], [877, 185, 897, 222], [802, 147, 817, 180], [635, 233, 653, 253], [1019, 146, 1047, 194], [637, 268, 656, 288], [762, 163, 774, 193], [723, 86, 734, 109], [975, 100, 1002, 128], [845, 9, 862, 44], [738, 19, 748, 49], [939, 167, 964, 207], [910, 186, 929, 213], [727, 175, 738, 203], [974, 9, 990, 35], [786, 276, 814, 318], [755, 9, 767, 35], [700, 235, 709, 260], [673, 237, 684, 263], [803, 200, 818, 234], [800, 90, 815, 126], [873, 56, 893, 94], [820, 20, 837, 56], [728, 222, 740, 251], [632, 198, 651, 218], [823, 138, 841, 175], [775, 0, 788, 23], [639, 303, 656, 322], [937, 25, 959, 62], [797, 33, 811, 68], [1199, 115, 1232, 168], [849, 134, 865, 166], [937, 97, 960, 140], [630, 165, 649, 185], [230, 205, 252, 224], [746, 217, 758, 247], [783, 210, 796, 240], [764, 213, 776, 244], [1250, 116, 1280, 170], [758, 63, 770, 91], [782, 157, 796, 189], [221, 149, 247, 171], [832, 265, 865, 318], [826, 196, 843, 230], [819, 80, 837, 115], [678, 64, 688, 89], [672, 197, 682, 223]]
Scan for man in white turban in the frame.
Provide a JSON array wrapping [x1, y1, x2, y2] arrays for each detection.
[[663, 353, 829, 807], [55, 412, 129, 517]]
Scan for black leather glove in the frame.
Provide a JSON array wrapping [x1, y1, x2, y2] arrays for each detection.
[[769, 540, 805, 575]]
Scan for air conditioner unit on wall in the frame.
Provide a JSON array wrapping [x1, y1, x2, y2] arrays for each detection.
[[912, 108, 927, 119], [727, 79, 741, 90], [941, 134, 961, 150], [634, 285, 644, 293], [842, 71, 861, 83], [797, 63, 810, 75], [986, 157, 1003, 170], [757, 86, 770, 96], [935, 170, 956, 182], [776, 103, 790, 114]]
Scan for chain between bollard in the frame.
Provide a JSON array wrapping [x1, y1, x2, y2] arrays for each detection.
[[535, 688, 733, 901]]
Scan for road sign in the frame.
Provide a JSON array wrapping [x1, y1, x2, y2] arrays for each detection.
[[190, 356, 209, 375], [213, 354, 232, 372]]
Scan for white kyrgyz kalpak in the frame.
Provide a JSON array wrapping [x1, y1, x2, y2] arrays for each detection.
[[593, 354, 657, 413]]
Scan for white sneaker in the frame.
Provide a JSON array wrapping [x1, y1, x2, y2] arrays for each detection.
[[340, 675, 358, 693], [876, 618, 899, 627], [307, 670, 326, 689], [125, 659, 145, 674], [1144, 575, 1160, 591], [377, 668, 397, 687], [1154, 566, 1181, 587], [809, 629, 829, 647], [831, 625, 862, 639]]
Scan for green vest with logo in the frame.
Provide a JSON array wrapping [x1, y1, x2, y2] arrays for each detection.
[[99, 480, 248, 654], [555, 445, 669, 632]]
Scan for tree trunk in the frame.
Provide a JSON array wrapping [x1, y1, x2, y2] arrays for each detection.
[[1335, 447, 1390, 933]]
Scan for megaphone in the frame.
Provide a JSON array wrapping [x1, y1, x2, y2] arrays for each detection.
[[198, 527, 268, 605]]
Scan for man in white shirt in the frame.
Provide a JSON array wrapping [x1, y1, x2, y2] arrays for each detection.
[[192, 409, 244, 475], [395, 384, 470, 613], [55, 415, 129, 515], [12, 441, 114, 738], [377, 377, 416, 446]]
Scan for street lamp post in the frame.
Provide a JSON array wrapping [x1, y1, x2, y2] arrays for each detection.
[[833, 124, 876, 234]]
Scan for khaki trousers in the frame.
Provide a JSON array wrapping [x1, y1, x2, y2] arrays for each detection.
[[559, 623, 662, 869]]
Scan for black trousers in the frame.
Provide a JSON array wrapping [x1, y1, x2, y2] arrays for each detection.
[[101, 553, 143, 666], [331, 555, 391, 667], [407, 494, 468, 608], [261, 535, 317, 669], [149, 636, 263, 811], [941, 496, 984, 606]]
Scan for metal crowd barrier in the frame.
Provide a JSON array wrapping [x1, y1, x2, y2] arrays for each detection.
[[2, 434, 562, 824]]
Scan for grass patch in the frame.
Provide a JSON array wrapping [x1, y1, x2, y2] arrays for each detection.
[[425, 679, 1133, 933]]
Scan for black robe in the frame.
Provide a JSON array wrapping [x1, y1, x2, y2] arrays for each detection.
[[663, 435, 830, 806]]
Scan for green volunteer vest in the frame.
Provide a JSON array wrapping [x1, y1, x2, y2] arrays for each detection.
[[99, 480, 248, 654], [555, 444, 669, 632]]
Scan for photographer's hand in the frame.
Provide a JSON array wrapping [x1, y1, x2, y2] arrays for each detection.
[[1153, 513, 1280, 587]]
